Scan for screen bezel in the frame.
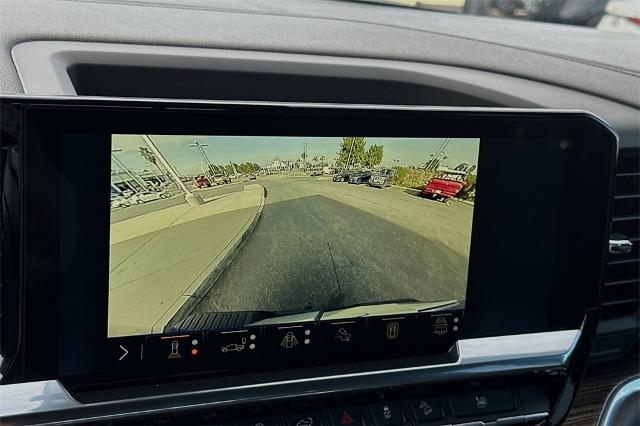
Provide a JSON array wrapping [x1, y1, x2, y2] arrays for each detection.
[[6, 97, 617, 384]]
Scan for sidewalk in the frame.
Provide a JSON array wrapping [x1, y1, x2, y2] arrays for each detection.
[[108, 184, 264, 337]]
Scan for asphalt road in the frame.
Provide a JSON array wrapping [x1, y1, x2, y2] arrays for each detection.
[[193, 175, 472, 314], [110, 182, 246, 224]]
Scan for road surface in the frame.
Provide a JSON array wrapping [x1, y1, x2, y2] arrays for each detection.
[[192, 175, 472, 314]]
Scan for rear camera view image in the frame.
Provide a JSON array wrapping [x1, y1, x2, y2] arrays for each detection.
[[108, 135, 479, 337]]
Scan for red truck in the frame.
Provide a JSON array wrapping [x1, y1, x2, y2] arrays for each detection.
[[421, 170, 468, 202], [193, 175, 212, 188]]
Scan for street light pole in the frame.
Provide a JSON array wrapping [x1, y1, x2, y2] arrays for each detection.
[[303, 142, 309, 172], [111, 150, 148, 190], [188, 140, 215, 179], [141, 135, 204, 206], [427, 138, 451, 171], [345, 139, 355, 171]]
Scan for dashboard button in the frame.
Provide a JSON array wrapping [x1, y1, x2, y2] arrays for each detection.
[[209, 327, 261, 359], [367, 401, 406, 425], [370, 315, 416, 346], [407, 397, 444, 423], [284, 411, 325, 426], [265, 323, 315, 354], [146, 332, 204, 364], [319, 319, 366, 347], [239, 415, 280, 426], [448, 389, 516, 418], [328, 406, 365, 425], [418, 311, 463, 338], [186, 409, 235, 425], [237, 405, 280, 426], [108, 336, 144, 366]]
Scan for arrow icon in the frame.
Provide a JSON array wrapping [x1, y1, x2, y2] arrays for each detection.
[[118, 345, 129, 361]]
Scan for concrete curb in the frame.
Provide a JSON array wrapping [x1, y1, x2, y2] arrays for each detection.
[[160, 185, 266, 332]]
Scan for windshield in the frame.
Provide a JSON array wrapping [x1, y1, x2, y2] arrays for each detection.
[[346, 0, 639, 34]]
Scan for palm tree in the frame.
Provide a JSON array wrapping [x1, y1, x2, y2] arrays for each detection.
[[138, 146, 167, 184]]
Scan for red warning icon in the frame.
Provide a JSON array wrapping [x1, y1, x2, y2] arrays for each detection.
[[340, 410, 355, 424]]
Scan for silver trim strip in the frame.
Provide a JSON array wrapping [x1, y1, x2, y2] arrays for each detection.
[[0, 330, 578, 425], [525, 412, 550, 423], [597, 375, 640, 426]]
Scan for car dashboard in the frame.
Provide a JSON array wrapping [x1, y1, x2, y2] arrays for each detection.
[[0, 1, 638, 425]]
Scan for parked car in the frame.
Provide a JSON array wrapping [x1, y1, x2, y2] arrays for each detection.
[[193, 175, 213, 188], [368, 168, 394, 188], [110, 194, 132, 209], [332, 171, 351, 182], [421, 170, 467, 202], [216, 175, 232, 184], [348, 171, 373, 184], [129, 191, 171, 204], [310, 170, 323, 176], [248, 174, 257, 181]]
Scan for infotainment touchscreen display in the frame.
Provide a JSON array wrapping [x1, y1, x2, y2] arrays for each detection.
[[1, 96, 617, 383], [108, 135, 479, 338]]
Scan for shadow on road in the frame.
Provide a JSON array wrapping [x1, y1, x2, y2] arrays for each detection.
[[403, 188, 422, 197]]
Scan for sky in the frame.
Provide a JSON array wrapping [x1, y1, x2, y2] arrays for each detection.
[[111, 135, 480, 175]]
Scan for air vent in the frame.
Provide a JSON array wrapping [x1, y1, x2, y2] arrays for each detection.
[[601, 147, 640, 321]]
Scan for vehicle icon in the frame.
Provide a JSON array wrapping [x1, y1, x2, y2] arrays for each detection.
[[221, 343, 245, 353], [296, 417, 314, 426], [334, 327, 352, 342]]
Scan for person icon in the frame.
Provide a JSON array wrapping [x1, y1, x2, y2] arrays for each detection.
[[168, 340, 181, 359], [280, 331, 299, 349]]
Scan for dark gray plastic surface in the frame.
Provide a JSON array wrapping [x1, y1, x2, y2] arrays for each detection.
[[11, 41, 640, 148], [1, 0, 639, 107]]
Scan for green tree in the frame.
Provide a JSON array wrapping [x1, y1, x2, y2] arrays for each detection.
[[392, 166, 410, 185], [365, 144, 384, 167], [457, 174, 477, 201], [337, 137, 366, 169]]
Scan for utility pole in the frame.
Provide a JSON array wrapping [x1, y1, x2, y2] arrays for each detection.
[[345, 139, 355, 171], [145, 164, 160, 181], [111, 182, 123, 194], [141, 135, 204, 206], [302, 142, 309, 172], [188, 140, 215, 179], [111, 149, 148, 190], [427, 138, 451, 171]]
